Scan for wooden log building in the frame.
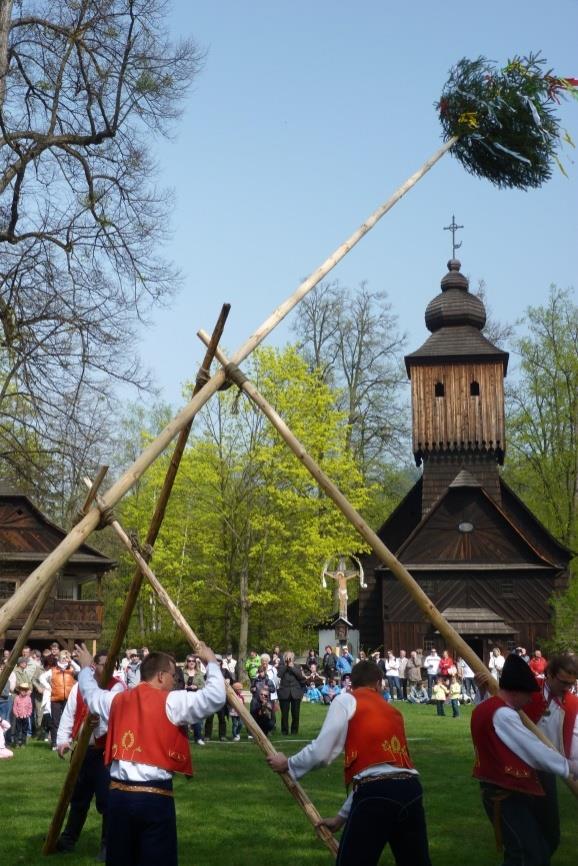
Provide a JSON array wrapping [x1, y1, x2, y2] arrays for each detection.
[[355, 259, 571, 661], [0, 483, 115, 651]]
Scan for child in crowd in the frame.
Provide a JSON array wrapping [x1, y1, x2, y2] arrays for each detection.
[[12, 682, 33, 746], [230, 682, 245, 740], [305, 683, 323, 703], [382, 681, 392, 702], [408, 681, 429, 704], [340, 674, 352, 693], [432, 675, 449, 717], [0, 718, 13, 758], [449, 674, 461, 717], [320, 677, 341, 704]]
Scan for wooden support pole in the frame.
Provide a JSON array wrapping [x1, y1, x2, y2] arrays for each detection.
[[200, 336, 578, 799], [42, 305, 231, 855], [86, 492, 339, 857], [0, 136, 457, 634]]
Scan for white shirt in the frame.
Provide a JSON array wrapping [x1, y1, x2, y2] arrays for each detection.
[[57, 680, 125, 747], [287, 690, 418, 818], [385, 657, 400, 677], [489, 654, 505, 680], [79, 661, 225, 782], [537, 684, 578, 761], [493, 705, 569, 778], [425, 654, 440, 675]]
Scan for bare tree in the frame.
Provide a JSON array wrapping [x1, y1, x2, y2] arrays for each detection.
[[292, 280, 408, 480], [0, 0, 202, 497]]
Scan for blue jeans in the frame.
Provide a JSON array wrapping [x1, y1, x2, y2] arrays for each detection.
[[387, 677, 402, 700], [451, 698, 460, 717], [337, 776, 432, 866], [232, 716, 243, 737]]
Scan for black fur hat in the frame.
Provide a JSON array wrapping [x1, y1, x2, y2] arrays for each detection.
[[499, 653, 539, 692]]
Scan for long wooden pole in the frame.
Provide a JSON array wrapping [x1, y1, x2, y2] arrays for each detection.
[[200, 336, 578, 798], [0, 136, 458, 634], [0, 575, 56, 694], [42, 305, 231, 855], [88, 494, 339, 856]]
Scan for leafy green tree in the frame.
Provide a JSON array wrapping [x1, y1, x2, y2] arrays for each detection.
[[109, 347, 371, 662], [505, 286, 578, 551], [503, 286, 578, 648]]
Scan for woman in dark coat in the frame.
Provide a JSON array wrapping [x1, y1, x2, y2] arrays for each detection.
[[277, 651, 306, 735]]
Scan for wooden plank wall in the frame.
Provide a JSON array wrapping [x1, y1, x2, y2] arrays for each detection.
[[411, 362, 505, 455]]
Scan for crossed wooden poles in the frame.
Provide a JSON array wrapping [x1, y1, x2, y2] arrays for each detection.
[[0, 135, 575, 859]]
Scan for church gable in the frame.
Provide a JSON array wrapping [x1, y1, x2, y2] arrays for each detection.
[[396, 485, 553, 567]]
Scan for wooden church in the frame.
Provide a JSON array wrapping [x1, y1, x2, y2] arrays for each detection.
[[356, 259, 571, 661]]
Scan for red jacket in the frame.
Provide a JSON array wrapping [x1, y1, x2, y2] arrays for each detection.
[[344, 687, 414, 785], [471, 696, 543, 795], [105, 683, 193, 776]]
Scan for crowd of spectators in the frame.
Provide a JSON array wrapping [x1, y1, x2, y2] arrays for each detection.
[[1, 640, 575, 757]]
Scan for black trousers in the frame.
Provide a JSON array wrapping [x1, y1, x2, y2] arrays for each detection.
[[106, 779, 177, 866], [279, 697, 301, 735], [337, 776, 432, 866], [481, 782, 558, 866], [60, 746, 110, 844], [50, 700, 66, 746]]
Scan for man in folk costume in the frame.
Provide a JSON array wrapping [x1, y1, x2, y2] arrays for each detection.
[[471, 653, 578, 866], [523, 653, 578, 857], [56, 649, 125, 859], [268, 659, 432, 866], [76, 642, 225, 866]]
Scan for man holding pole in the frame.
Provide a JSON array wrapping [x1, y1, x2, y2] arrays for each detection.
[[75, 641, 225, 866], [471, 653, 578, 866], [267, 659, 432, 866], [55, 649, 125, 859]]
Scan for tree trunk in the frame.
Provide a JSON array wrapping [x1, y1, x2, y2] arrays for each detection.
[[238, 566, 250, 683], [0, 0, 13, 111]]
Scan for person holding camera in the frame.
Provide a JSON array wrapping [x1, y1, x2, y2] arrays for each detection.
[[277, 651, 306, 736]]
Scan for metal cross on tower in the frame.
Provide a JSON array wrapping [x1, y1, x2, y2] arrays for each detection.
[[444, 214, 464, 258]]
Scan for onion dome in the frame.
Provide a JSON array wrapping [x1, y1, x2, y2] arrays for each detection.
[[425, 260, 486, 332]]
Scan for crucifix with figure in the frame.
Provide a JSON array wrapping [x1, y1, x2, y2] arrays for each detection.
[[322, 554, 366, 623]]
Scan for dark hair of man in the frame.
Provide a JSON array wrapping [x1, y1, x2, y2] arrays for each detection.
[[351, 660, 382, 689], [140, 651, 175, 682], [547, 653, 578, 679], [94, 649, 109, 666]]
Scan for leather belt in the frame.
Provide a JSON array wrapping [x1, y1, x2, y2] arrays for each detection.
[[110, 781, 173, 798], [353, 772, 415, 790]]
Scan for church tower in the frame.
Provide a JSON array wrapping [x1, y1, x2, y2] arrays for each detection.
[[404, 259, 509, 515]]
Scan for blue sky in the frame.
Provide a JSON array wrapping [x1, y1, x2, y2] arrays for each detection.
[[142, 1, 578, 406]]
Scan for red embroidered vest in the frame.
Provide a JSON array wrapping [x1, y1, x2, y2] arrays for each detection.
[[344, 687, 414, 785], [471, 696, 543, 795], [71, 678, 122, 748], [105, 683, 193, 776]]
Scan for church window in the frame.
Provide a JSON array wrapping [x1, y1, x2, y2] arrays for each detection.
[[458, 522, 474, 533], [434, 381, 444, 397], [470, 381, 480, 396], [421, 579, 436, 595], [500, 579, 514, 597]]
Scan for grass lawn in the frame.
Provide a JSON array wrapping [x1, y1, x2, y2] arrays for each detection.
[[1, 702, 575, 865]]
